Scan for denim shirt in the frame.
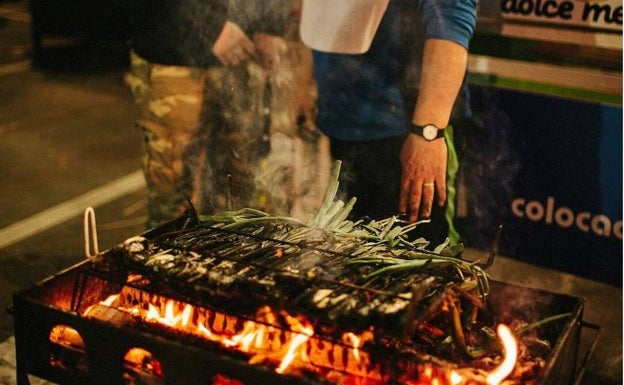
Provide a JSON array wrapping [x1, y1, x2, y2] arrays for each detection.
[[313, 0, 477, 141]]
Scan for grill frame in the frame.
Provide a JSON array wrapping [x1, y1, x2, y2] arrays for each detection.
[[12, 262, 587, 385], [12, 260, 330, 385], [11, 211, 589, 385]]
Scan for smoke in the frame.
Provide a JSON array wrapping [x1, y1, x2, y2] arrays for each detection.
[[254, 130, 330, 221], [454, 85, 521, 250], [228, 0, 291, 35], [492, 280, 555, 324], [174, 0, 292, 67]]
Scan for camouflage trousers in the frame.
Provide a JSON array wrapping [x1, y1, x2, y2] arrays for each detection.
[[127, 52, 269, 227]]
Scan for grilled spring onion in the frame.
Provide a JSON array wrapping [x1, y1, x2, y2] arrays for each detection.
[[198, 160, 489, 296]]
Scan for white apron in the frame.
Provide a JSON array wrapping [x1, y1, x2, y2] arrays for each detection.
[[299, 0, 390, 54]]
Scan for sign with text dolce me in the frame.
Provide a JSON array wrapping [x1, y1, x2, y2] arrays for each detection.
[[501, 0, 622, 31]]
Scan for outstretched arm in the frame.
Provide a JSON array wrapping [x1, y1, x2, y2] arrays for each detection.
[[398, 38, 468, 222]]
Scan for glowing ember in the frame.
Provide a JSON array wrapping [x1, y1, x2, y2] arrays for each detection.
[[88, 292, 380, 380], [344, 332, 365, 361], [486, 324, 518, 385], [212, 374, 244, 385], [85, 287, 522, 385], [449, 371, 463, 385]]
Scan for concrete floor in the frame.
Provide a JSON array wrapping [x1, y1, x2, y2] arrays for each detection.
[[0, 2, 621, 384]]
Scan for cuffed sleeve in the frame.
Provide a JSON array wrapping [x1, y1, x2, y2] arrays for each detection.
[[419, 0, 478, 49]]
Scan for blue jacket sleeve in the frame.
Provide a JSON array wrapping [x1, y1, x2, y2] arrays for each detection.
[[419, 0, 478, 49]]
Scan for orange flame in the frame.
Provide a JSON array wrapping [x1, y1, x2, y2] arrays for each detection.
[[275, 313, 314, 373], [88, 290, 520, 385], [447, 323, 519, 385], [486, 324, 518, 385], [90, 293, 379, 378]]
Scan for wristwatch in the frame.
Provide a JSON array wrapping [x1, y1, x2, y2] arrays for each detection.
[[410, 123, 445, 141]]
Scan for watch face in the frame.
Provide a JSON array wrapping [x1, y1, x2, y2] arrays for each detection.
[[423, 125, 438, 140]]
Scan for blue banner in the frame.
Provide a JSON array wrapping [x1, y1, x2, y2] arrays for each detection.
[[457, 86, 622, 286]]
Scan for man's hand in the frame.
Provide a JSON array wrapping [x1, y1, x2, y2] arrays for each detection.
[[398, 134, 447, 222], [253, 33, 286, 79], [399, 38, 467, 222], [212, 21, 256, 66]]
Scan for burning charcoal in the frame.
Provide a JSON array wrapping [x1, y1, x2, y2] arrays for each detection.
[[84, 304, 136, 327]]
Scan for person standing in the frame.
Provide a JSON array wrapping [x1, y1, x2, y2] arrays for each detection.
[[305, 0, 477, 245], [126, 0, 289, 227]]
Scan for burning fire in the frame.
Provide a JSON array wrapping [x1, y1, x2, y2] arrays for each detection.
[[88, 290, 382, 381], [444, 324, 518, 385], [486, 325, 518, 385], [81, 286, 519, 385]]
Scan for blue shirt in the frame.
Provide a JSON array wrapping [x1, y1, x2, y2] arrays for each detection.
[[313, 0, 477, 141]]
